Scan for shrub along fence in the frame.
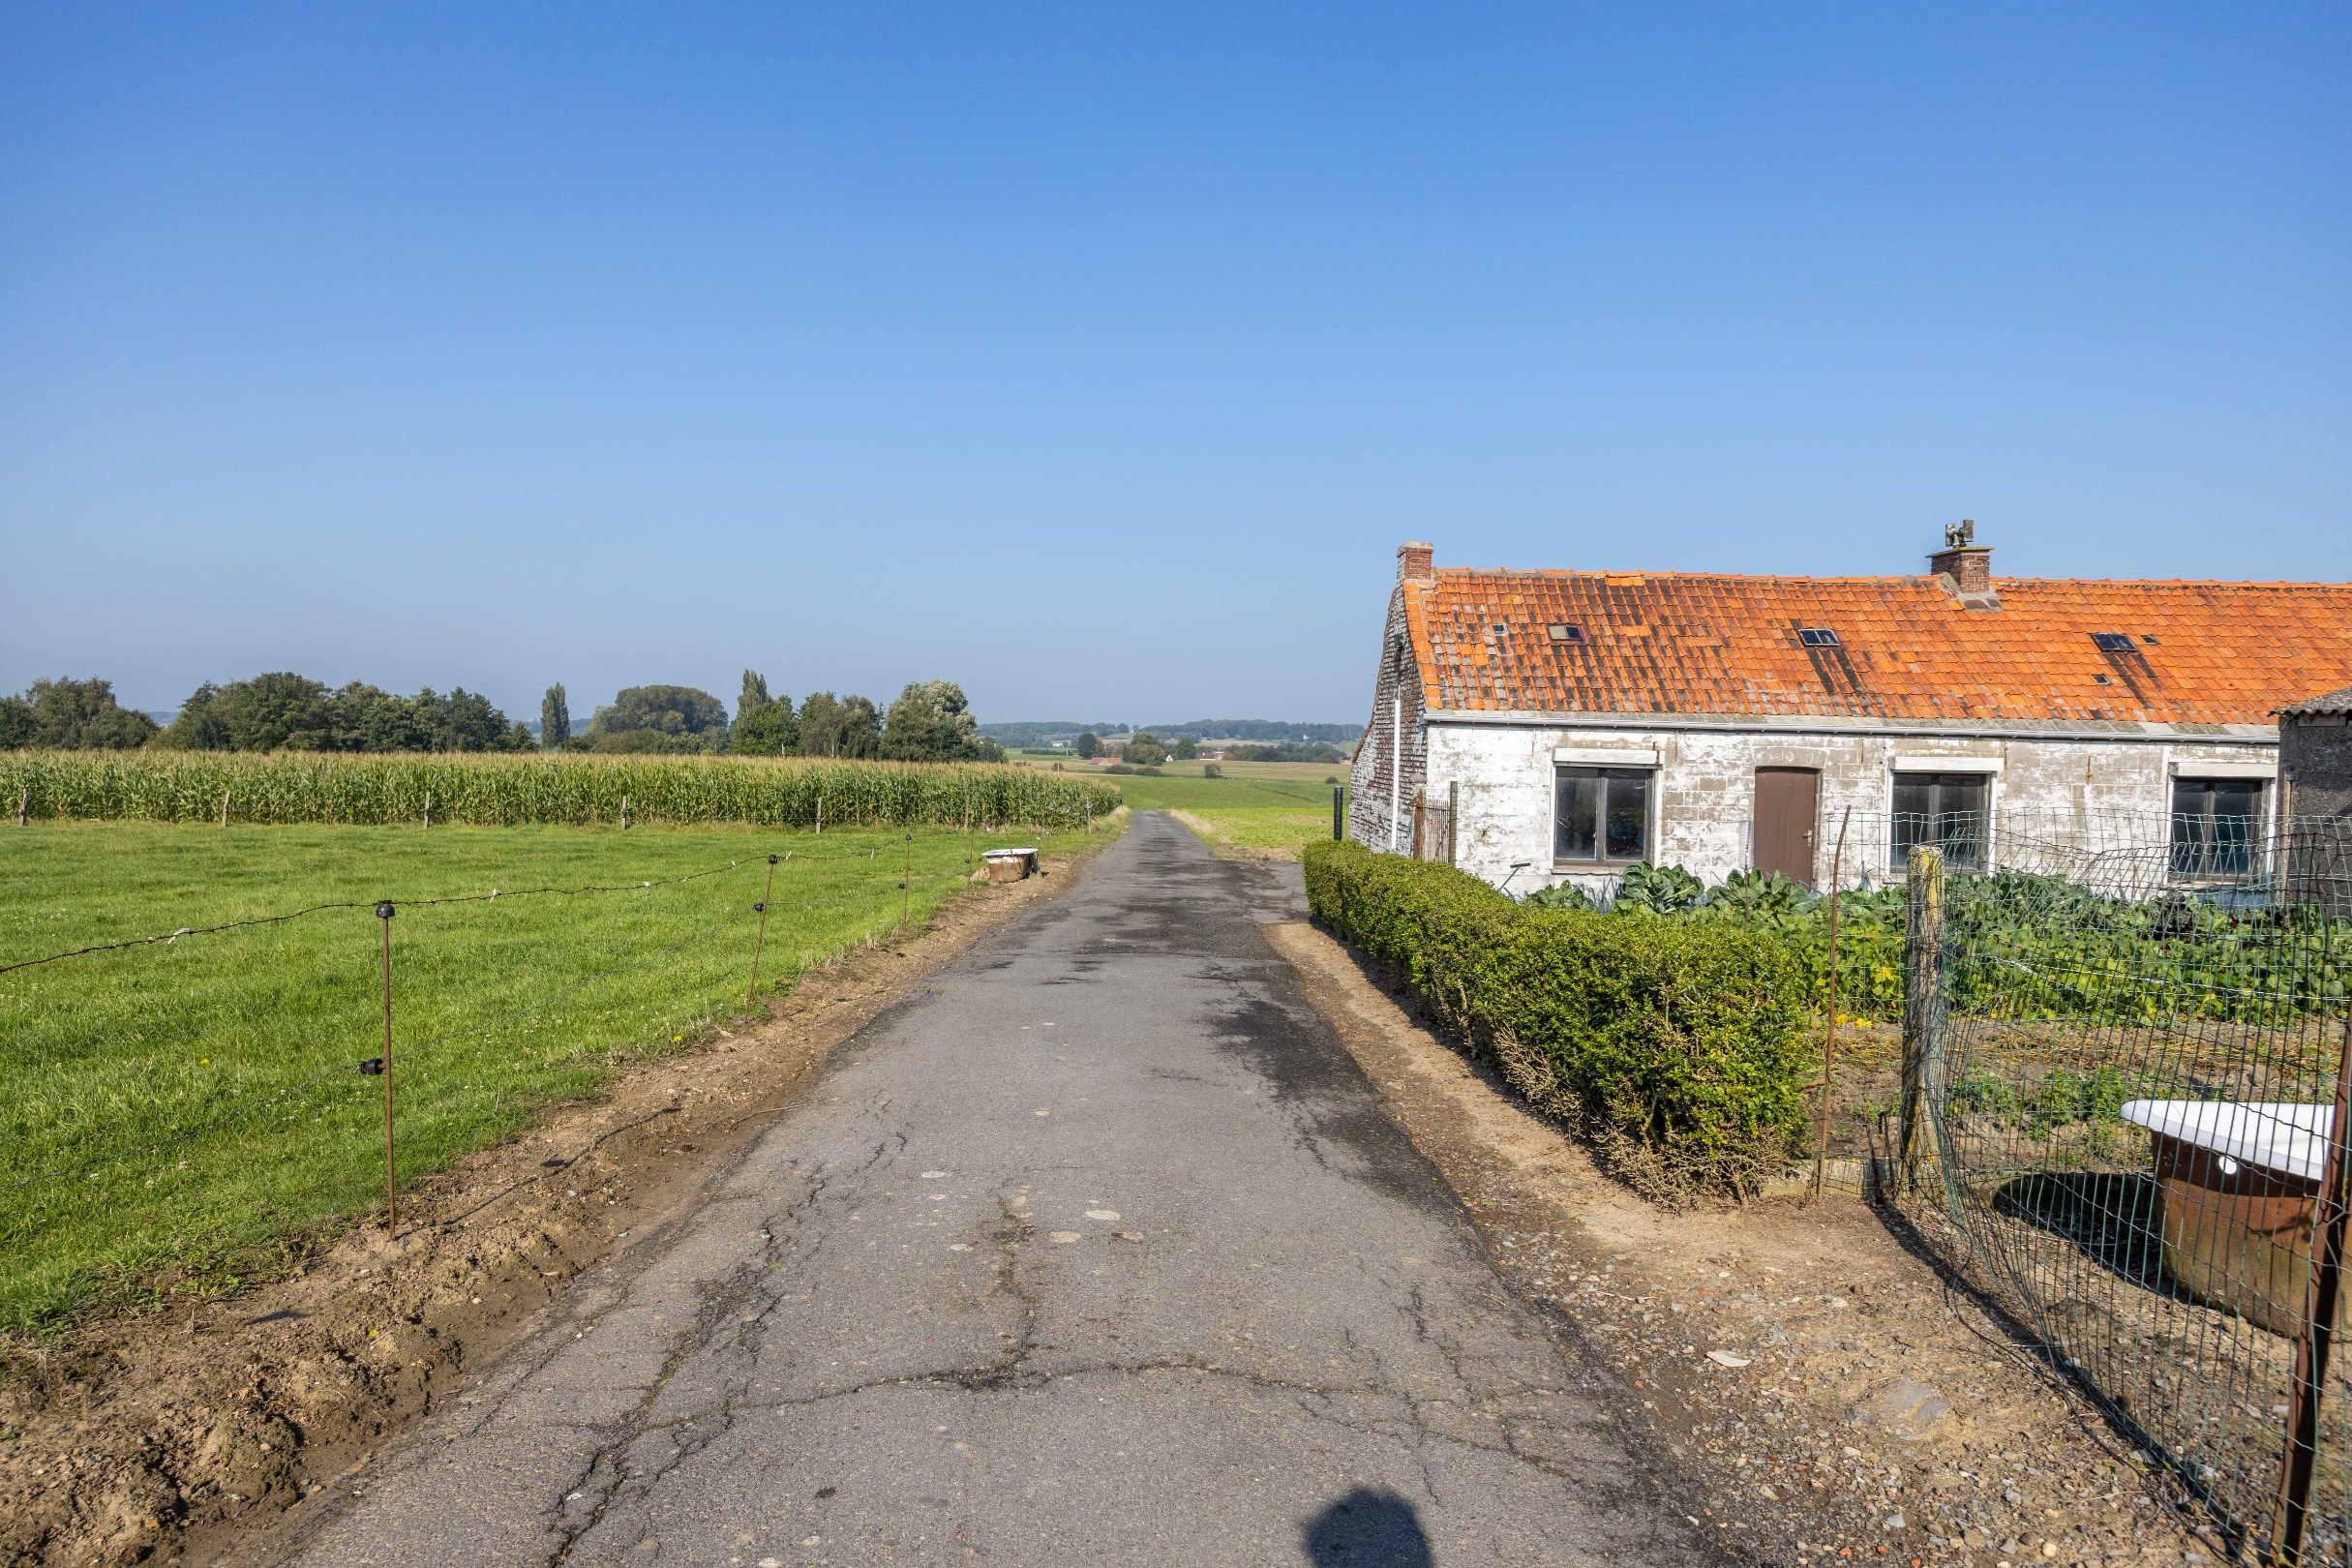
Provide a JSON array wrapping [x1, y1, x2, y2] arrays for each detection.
[[0, 750, 1121, 831], [1302, 839, 1814, 1198]]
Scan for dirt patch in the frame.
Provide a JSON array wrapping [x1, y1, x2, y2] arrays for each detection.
[[1267, 919, 2226, 1568], [0, 840, 1107, 1568]]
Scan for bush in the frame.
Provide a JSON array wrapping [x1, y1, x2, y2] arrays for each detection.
[[1304, 841, 1812, 1199]]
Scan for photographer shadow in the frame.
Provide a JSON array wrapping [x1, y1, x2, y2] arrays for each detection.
[[1302, 1487, 1434, 1567]]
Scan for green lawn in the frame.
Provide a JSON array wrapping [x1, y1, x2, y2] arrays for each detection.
[[0, 820, 1091, 1335], [1108, 771, 1344, 857]]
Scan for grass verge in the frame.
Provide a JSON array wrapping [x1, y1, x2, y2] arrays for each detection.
[[0, 820, 1092, 1335], [1109, 771, 1341, 858]]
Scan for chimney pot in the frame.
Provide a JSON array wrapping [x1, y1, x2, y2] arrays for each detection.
[[1928, 522, 1995, 599], [1398, 541, 1434, 583]]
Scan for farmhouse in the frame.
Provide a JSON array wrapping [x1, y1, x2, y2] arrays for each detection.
[[1348, 531, 2352, 898]]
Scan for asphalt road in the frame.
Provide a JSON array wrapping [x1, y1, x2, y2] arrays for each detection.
[[283, 813, 1714, 1567]]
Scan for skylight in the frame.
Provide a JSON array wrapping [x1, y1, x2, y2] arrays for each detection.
[[1548, 623, 1585, 645], [1797, 627, 1840, 648], [2092, 632, 2136, 653]]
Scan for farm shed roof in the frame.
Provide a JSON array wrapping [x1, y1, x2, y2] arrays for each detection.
[[1396, 560, 2352, 728], [2282, 685, 2352, 718]]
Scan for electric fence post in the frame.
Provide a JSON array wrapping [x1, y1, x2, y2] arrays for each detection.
[[746, 853, 778, 1009], [376, 900, 398, 1233]]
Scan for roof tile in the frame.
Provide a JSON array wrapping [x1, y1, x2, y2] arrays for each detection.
[[1403, 570, 2352, 726]]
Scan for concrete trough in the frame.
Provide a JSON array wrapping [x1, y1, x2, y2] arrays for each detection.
[[2120, 1099, 2333, 1336]]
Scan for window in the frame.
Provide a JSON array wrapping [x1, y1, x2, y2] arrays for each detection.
[[1554, 767, 1651, 864], [2171, 778, 2265, 879], [1891, 772, 1990, 872], [1797, 627, 1840, 648], [1548, 622, 1585, 645], [2092, 632, 2136, 653]]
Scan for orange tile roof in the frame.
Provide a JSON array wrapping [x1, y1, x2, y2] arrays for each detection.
[[1403, 570, 2352, 728]]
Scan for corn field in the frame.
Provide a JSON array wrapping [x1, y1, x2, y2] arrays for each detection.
[[0, 750, 1122, 830]]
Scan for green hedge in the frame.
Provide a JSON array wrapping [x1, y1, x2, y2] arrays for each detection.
[[1304, 840, 1813, 1198]]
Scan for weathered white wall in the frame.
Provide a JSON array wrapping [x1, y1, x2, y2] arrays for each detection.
[[1425, 721, 2279, 898]]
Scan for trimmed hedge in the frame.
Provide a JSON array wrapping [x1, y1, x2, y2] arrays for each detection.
[[1304, 840, 1813, 1198]]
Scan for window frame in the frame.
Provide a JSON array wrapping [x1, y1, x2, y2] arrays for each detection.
[[2168, 776, 2268, 882], [1552, 764, 1656, 868], [1889, 770, 1993, 873]]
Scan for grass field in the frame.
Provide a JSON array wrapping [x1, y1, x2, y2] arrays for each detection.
[[1107, 770, 1344, 857], [0, 820, 1092, 1335]]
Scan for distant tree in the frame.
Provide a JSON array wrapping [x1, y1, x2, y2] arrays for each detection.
[[1124, 731, 1168, 768], [417, 688, 530, 751], [1171, 736, 1199, 761], [159, 674, 528, 753], [6, 678, 158, 749], [796, 692, 882, 759], [586, 684, 730, 751], [1073, 731, 1101, 759], [881, 680, 1003, 763], [188, 672, 336, 750], [729, 670, 799, 755], [327, 681, 428, 752], [0, 694, 31, 749], [541, 684, 571, 750]]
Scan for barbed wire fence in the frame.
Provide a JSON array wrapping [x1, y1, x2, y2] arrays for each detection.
[[1837, 812, 2352, 1565], [0, 830, 1035, 1331]]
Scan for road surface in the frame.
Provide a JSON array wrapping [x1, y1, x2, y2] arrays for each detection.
[[283, 813, 1714, 1567]]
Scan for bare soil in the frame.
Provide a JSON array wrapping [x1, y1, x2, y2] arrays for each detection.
[[0, 840, 1106, 1568], [1267, 919, 2233, 1568]]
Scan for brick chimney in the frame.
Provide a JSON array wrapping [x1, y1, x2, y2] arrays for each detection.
[[1398, 541, 1434, 583], [1927, 520, 1996, 603]]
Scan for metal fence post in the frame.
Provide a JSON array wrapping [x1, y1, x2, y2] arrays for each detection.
[[1813, 807, 1853, 1200], [746, 853, 778, 1008], [2272, 1010, 2352, 1565], [1447, 780, 1459, 866], [1898, 845, 1945, 1195], [1333, 786, 1343, 842], [376, 900, 398, 1233]]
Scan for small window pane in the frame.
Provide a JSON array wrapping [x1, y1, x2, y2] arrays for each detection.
[[1603, 769, 1649, 859], [2171, 777, 2264, 879], [1554, 769, 1600, 860], [1892, 772, 1989, 872]]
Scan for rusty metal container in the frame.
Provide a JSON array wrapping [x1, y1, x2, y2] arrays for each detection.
[[2122, 1100, 2329, 1336], [983, 847, 1039, 884]]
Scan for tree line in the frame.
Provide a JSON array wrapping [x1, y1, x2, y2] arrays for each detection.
[[0, 672, 1007, 765]]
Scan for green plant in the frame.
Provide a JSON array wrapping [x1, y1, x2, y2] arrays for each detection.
[[1304, 841, 1811, 1198], [0, 751, 1118, 830], [1526, 882, 1595, 911], [1614, 861, 1704, 916], [1702, 868, 1809, 922]]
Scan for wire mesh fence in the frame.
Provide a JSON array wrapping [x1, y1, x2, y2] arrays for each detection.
[[1895, 815, 2352, 1564]]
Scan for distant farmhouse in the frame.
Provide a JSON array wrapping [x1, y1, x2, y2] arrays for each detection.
[[1348, 531, 2352, 898]]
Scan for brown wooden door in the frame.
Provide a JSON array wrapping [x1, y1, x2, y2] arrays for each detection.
[[1754, 768, 1821, 888]]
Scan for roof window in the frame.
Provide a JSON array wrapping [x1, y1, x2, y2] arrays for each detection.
[[1547, 623, 1585, 645], [2092, 632, 2136, 653], [1796, 627, 1840, 648]]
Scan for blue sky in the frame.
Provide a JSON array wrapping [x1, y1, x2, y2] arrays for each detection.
[[4, 3, 2345, 725]]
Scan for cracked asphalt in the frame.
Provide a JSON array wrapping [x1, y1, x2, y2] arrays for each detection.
[[282, 814, 1717, 1567]]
